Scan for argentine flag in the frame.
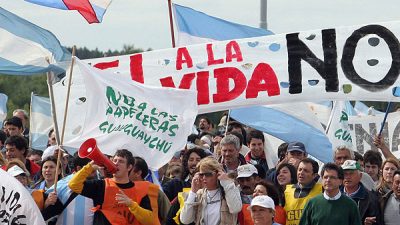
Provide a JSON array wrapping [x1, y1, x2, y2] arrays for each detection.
[[0, 7, 70, 75], [173, 4, 273, 46], [30, 94, 53, 150]]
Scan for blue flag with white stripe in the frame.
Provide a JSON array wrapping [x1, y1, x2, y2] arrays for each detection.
[[0, 7, 70, 75], [47, 174, 94, 225], [231, 103, 333, 163], [173, 4, 273, 46], [30, 94, 53, 150]]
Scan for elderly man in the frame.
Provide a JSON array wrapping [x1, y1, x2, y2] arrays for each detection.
[[218, 134, 247, 173], [333, 146, 375, 190], [284, 158, 322, 225], [380, 170, 400, 225], [248, 195, 281, 225], [341, 160, 381, 225], [299, 163, 361, 225]]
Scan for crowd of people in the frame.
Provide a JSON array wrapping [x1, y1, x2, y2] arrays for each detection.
[[0, 111, 400, 225]]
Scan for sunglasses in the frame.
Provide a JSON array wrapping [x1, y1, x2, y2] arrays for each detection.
[[198, 172, 215, 177]]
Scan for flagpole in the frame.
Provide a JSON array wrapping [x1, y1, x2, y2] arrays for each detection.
[[45, 70, 62, 148], [28, 92, 33, 149], [167, 0, 176, 47], [53, 46, 76, 192], [224, 110, 231, 136], [260, 0, 268, 29], [378, 102, 392, 136], [325, 101, 336, 134]]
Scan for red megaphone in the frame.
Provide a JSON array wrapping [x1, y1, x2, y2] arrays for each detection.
[[78, 138, 117, 173]]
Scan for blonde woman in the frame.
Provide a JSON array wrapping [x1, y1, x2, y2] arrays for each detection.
[[180, 156, 242, 225], [377, 157, 400, 196]]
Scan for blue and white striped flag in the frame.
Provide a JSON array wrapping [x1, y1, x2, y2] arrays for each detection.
[[173, 4, 273, 46], [30, 93, 53, 150], [0, 7, 70, 75], [231, 103, 333, 163], [47, 174, 94, 225]]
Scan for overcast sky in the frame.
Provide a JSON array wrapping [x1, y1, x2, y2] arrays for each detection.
[[2, 0, 400, 51]]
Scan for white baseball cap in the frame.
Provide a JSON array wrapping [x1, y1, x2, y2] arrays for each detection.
[[237, 164, 258, 178], [7, 165, 26, 177], [247, 195, 275, 211]]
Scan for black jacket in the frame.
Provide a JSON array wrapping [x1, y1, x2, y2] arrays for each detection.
[[341, 183, 382, 225]]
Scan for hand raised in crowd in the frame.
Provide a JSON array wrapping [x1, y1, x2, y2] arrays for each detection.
[[373, 135, 387, 150], [364, 216, 376, 225], [288, 157, 301, 168], [89, 160, 102, 171], [212, 135, 222, 144], [115, 189, 135, 207], [191, 172, 202, 193], [217, 170, 230, 181], [44, 191, 58, 208]]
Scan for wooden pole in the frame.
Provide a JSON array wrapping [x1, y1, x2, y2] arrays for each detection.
[[28, 92, 33, 149], [167, 0, 176, 47], [45, 70, 62, 147], [53, 46, 76, 192]]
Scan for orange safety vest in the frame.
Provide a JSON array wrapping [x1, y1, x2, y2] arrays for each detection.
[[240, 203, 286, 225], [95, 179, 160, 225], [238, 204, 252, 225], [31, 189, 45, 211]]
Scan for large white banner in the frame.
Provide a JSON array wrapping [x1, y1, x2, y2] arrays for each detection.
[[82, 21, 400, 113], [65, 59, 198, 169], [348, 111, 400, 158], [53, 21, 400, 150]]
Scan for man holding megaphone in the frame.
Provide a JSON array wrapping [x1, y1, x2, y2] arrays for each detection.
[[68, 148, 155, 225]]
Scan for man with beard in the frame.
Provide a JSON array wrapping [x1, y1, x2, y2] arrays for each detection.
[[163, 148, 208, 201], [237, 164, 259, 225], [198, 117, 212, 133]]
